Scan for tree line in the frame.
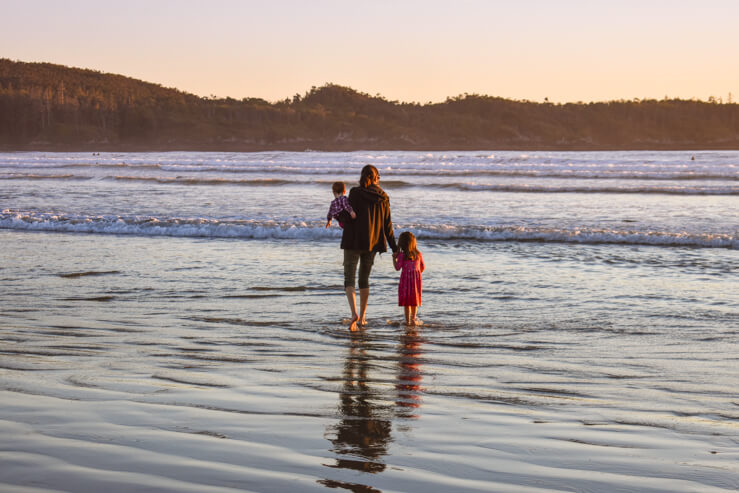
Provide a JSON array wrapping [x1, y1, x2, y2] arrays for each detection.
[[1, 58, 738, 150]]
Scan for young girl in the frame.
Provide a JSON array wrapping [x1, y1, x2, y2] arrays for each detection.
[[393, 232, 425, 326]]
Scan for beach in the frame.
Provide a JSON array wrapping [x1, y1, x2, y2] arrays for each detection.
[[1, 150, 737, 492]]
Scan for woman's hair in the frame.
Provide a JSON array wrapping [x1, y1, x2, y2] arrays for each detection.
[[359, 164, 379, 188], [398, 231, 419, 261]]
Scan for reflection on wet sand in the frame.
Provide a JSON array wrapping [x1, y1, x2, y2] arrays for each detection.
[[324, 330, 392, 474], [321, 328, 425, 490], [395, 328, 424, 419]]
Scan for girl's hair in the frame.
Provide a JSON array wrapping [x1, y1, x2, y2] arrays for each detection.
[[359, 164, 379, 188], [398, 231, 419, 261]]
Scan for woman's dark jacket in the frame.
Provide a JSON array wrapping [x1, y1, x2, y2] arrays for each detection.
[[341, 184, 398, 254]]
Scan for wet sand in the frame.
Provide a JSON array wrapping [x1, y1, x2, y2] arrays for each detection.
[[1, 230, 737, 492], [2, 326, 737, 493]]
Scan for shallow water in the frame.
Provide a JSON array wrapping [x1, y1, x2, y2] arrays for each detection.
[[1, 230, 737, 492], [1, 150, 738, 491]]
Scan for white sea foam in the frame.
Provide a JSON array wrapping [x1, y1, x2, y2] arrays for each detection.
[[2, 210, 735, 248], [409, 223, 738, 249], [0, 210, 323, 240]]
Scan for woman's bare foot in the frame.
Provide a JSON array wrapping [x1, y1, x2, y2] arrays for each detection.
[[359, 318, 368, 326], [412, 318, 423, 326], [349, 314, 359, 332]]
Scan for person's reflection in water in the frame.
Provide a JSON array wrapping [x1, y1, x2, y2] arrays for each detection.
[[395, 327, 424, 419], [322, 327, 426, 493], [324, 330, 393, 474]]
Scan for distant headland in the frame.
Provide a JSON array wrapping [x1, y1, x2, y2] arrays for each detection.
[[1, 58, 738, 151]]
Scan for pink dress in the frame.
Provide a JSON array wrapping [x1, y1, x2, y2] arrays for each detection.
[[394, 252, 425, 307]]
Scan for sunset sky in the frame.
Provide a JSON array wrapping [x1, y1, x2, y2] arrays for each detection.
[[4, 0, 738, 104]]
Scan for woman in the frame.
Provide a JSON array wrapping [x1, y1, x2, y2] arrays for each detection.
[[341, 164, 398, 330]]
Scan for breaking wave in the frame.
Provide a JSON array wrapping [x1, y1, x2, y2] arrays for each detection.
[[1, 173, 735, 194], [2, 209, 735, 249]]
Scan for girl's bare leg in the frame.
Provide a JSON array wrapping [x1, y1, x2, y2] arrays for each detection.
[[359, 288, 370, 325], [404, 306, 411, 326], [410, 306, 420, 326], [345, 287, 359, 331]]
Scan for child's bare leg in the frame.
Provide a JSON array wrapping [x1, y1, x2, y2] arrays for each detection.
[[410, 306, 419, 325], [359, 288, 370, 325], [404, 306, 411, 326], [345, 287, 359, 331]]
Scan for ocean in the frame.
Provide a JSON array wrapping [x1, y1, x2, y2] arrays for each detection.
[[1, 150, 737, 492]]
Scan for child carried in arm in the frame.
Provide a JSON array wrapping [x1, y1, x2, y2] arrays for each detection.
[[326, 181, 356, 228]]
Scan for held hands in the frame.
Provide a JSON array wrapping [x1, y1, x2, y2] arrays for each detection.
[[350, 211, 357, 219]]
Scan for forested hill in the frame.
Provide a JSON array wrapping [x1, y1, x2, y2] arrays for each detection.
[[1, 58, 738, 151]]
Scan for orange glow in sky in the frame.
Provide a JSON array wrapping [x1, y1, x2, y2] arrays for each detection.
[[3, 0, 738, 103]]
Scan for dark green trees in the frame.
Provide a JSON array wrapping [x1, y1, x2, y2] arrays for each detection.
[[1, 59, 738, 150]]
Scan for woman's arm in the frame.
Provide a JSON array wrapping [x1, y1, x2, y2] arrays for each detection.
[[384, 202, 398, 253]]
